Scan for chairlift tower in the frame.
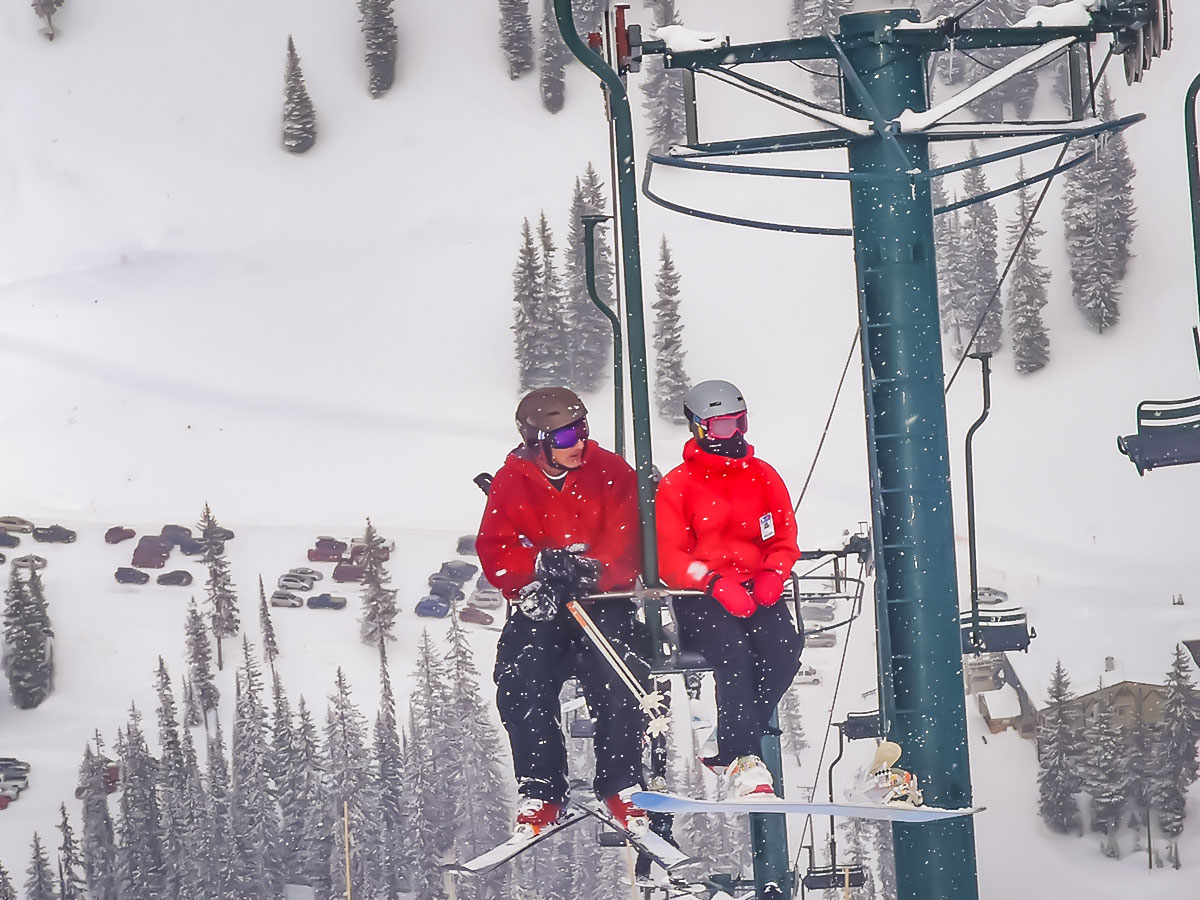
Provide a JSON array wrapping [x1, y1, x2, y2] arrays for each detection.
[[554, 2, 1172, 900]]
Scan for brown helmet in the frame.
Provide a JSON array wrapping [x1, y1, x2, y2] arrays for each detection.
[[516, 387, 588, 446]]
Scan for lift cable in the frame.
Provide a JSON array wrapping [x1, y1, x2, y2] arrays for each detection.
[[945, 44, 1115, 392], [794, 326, 861, 514]]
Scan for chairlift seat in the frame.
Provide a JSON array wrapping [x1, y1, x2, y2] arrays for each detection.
[[840, 711, 883, 741], [1117, 395, 1200, 475], [803, 864, 867, 891], [959, 606, 1033, 654]]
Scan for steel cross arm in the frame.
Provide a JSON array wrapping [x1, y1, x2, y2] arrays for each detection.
[[665, 128, 860, 159], [698, 66, 872, 135], [884, 24, 1097, 51]]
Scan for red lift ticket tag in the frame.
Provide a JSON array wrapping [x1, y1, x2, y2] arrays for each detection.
[[759, 512, 775, 541]]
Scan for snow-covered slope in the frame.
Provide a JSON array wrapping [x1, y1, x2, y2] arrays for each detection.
[[0, 0, 1197, 894]]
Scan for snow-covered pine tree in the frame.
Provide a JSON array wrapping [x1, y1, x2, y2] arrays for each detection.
[[181, 674, 202, 728], [325, 668, 386, 898], [77, 743, 119, 900], [295, 697, 336, 897], [206, 720, 238, 900], [1005, 162, 1051, 374], [537, 211, 571, 382], [56, 805, 88, 900], [443, 617, 512, 900], [31, 0, 63, 40], [498, 0, 534, 80], [359, 518, 399, 647], [1123, 706, 1156, 846], [674, 751, 724, 867], [653, 235, 690, 422], [802, 0, 853, 107], [374, 644, 409, 900], [257, 574, 279, 669], [184, 599, 220, 727], [1037, 660, 1083, 834], [359, 0, 398, 98], [777, 680, 810, 764], [175, 726, 211, 900], [198, 503, 239, 670], [284, 36, 318, 154], [562, 170, 616, 392], [972, 0, 1036, 120], [641, 0, 687, 154], [24, 834, 55, 900], [513, 217, 565, 390], [408, 630, 455, 850], [1079, 696, 1128, 856], [267, 670, 306, 887], [232, 639, 285, 898], [840, 819, 878, 898], [2, 566, 53, 709], [538, 0, 567, 113], [868, 819, 896, 899], [154, 658, 188, 896], [404, 710, 447, 900], [959, 143, 1002, 354], [787, 0, 804, 39], [0, 862, 13, 900], [115, 705, 165, 900], [932, 172, 974, 357], [1151, 644, 1200, 868], [1096, 80, 1137, 280]]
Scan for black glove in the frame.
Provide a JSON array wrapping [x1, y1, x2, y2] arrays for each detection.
[[535, 545, 602, 600], [516, 580, 559, 621]]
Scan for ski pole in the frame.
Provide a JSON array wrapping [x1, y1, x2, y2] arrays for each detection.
[[565, 600, 671, 737]]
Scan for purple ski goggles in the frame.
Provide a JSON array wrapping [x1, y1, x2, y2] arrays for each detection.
[[544, 418, 589, 449]]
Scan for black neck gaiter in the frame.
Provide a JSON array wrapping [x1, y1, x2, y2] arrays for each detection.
[[699, 433, 748, 459]]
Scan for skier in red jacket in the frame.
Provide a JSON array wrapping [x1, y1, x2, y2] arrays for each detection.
[[655, 380, 803, 797], [477, 387, 651, 837]]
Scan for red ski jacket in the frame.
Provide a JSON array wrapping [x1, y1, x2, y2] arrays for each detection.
[[655, 439, 799, 590], [477, 441, 642, 599]]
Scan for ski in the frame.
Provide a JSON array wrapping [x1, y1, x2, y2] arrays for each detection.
[[631, 791, 984, 824], [569, 796, 703, 872], [445, 808, 589, 875]]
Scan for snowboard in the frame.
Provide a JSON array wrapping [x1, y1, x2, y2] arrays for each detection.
[[632, 791, 983, 824], [445, 808, 589, 875]]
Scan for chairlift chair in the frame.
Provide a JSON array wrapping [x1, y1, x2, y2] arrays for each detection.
[[959, 607, 1035, 654]]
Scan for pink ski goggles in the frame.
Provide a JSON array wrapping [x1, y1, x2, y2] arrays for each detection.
[[697, 411, 748, 440]]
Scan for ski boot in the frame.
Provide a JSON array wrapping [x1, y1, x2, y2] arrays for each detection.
[[514, 797, 566, 837]]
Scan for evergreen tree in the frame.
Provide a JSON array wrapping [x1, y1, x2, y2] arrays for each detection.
[[0, 862, 13, 900], [325, 669, 386, 899], [206, 721, 238, 900], [959, 144, 1002, 354], [154, 658, 188, 897], [375, 644, 408, 900], [404, 712, 446, 900], [538, 0, 567, 113], [868, 819, 896, 900], [1004, 162, 1051, 374], [77, 744, 119, 900], [802, 0, 853, 107], [1037, 660, 1083, 834], [185, 599, 220, 726], [181, 675, 202, 729], [787, 0, 805, 39], [674, 751, 724, 866], [3, 566, 53, 709], [1096, 80, 1137, 280], [31, 0, 63, 39], [642, 0, 687, 154], [498, 0, 534, 80], [24, 835, 55, 900], [359, 518, 399, 648], [295, 698, 335, 896], [841, 820, 878, 898], [1124, 707, 1156, 846], [562, 168, 616, 392], [1079, 696, 1128, 856], [1151, 644, 1200, 868], [931, 170, 973, 356], [537, 212, 569, 377], [359, 0, 398, 98], [56, 805, 88, 900], [115, 706, 165, 900], [284, 36, 318, 154], [777, 680, 809, 765], [198, 503, 239, 669], [652, 236, 690, 423], [268, 670, 305, 886], [513, 218, 557, 390], [175, 726, 211, 900], [258, 574, 279, 670], [232, 639, 285, 899], [408, 631, 454, 850]]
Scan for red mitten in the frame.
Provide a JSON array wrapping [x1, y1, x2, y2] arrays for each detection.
[[708, 576, 757, 618], [752, 570, 785, 607]]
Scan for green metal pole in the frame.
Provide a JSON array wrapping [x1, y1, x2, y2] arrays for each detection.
[[582, 215, 625, 457], [1185, 72, 1200, 333], [838, 10, 979, 900], [751, 712, 790, 900], [554, 0, 659, 586]]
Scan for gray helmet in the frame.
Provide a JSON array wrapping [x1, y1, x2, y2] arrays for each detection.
[[516, 387, 588, 445], [683, 380, 747, 425]]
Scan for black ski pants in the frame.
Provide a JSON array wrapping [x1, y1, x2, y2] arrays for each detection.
[[674, 594, 803, 764], [493, 599, 651, 804]]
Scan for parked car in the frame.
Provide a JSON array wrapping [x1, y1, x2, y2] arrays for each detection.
[[0, 517, 34, 533], [74, 762, 120, 800], [0, 529, 20, 549], [288, 567, 323, 581], [801, 604, 838, 623], [427, 580, 465, 604], [209, 526, 235, 541], [156, 570, 193, 586], [0, 768, 29, 794], [32, 525, 76, 544], [104, 526, 135, 544], [351, 536, 396, 553], [458, 605, 495, 626], [115, 567, 150, 585], [0, 782, 20, 801], [0, 795, 12, 809], [805, 630, 838, 649], [315, 536, 347, 553], [468, 587, 504, 610], [456, 534, 478, 556], [793, 665, 822, 685], [137, 535, 172, 551], [977, 587, 1009, 606], [348, 543, 369, 560], [131, 550, 168, 569], [415, 595, 451, 618], [12, 555, 47, 571], [437, 559, 479, 584], [270, 590, 303, 608], [332, 562, 366, 583], [0, 758, 30, 772], [307, 593, 348, 610], [307, 547, 343, 563], [177, 537, 209, 556], [159, 524, 192, 544], [278, 574, 315, 592]]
